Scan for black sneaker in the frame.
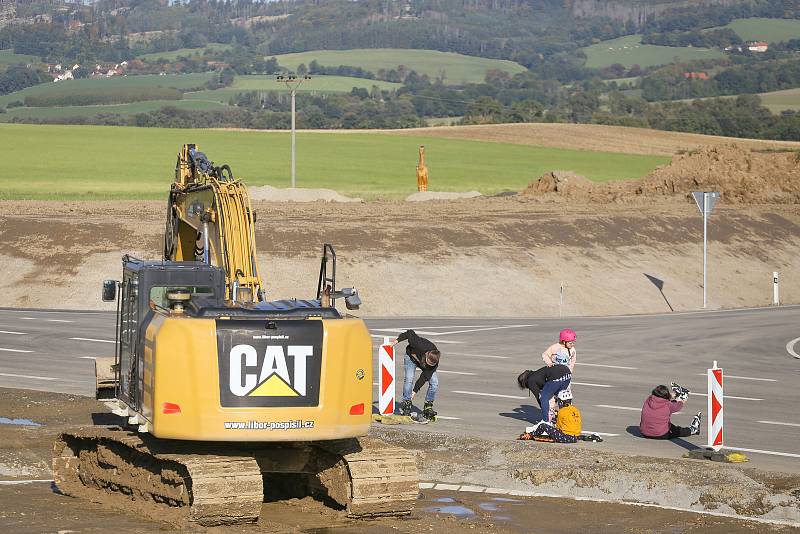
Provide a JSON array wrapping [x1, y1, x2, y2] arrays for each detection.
[[690, 412, 702, 435]]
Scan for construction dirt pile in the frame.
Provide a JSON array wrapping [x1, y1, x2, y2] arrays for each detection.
[[522, 146, 800, 204]]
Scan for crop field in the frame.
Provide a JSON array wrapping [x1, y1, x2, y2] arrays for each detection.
[[758, 88, 800, 113], [137, 43, 233, 61], [0, 73, 216, 108], [581, 35, 725, 69], [184, 75, 401, 103], [0, 124, 668, 200], [269, 49, 527, 85], [0, 99, 226, 122], [724, 17, 800, 42]]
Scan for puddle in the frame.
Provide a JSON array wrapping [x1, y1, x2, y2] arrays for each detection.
[[479, 502, 499, 511], [433, 497, 456, 503], [0, 417, 41, 426], [424, 504, 476, 517], [492, 497, 521, 503]]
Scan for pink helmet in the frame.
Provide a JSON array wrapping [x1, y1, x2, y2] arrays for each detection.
[[559, 329, 577, 342]]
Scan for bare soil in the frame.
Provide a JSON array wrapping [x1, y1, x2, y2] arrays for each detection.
[[1, 388, 798, 533], [386, 123, 800, 156]]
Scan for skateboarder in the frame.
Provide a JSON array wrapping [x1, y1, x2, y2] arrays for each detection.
[[640, 384, 701, 439], [392, 330, 440, 420], [542, 329, 577, 372]]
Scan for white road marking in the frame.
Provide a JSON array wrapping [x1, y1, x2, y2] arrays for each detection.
[[435, 370, 476, 376], [19, 317, 35, 320], [0, 330, 26, 335], [595, 404, 640, 411], [452, 390, 527, 400], [369, 334, 462, 344], [571, 382, 614, 388], [46, 319, 73, 323], [0, 479, 53, 485], [694, 373, 776, 382], [425, 325, 537, 336], [69, 337, 115, 344], [0, 372, 57, 381], [0, 347, 33, 353], [725, 446, 800, 459], [577, 362, 638, 370], [583, 431, 619, 437], [435, 415, 461, 420], [757, 420, 800, 428], [447, 351, 509, 360], [403, 325, 501, 329], [80, 356, 97, 360], [786, 336, 800, 359], [691, 393, 763, 401]]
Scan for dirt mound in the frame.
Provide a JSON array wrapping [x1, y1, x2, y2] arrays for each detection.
[[248, 185, 362, 203], [522, 146, 800, 204]]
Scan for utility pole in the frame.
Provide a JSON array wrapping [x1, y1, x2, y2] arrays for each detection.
[[277, 74, 311, 188]]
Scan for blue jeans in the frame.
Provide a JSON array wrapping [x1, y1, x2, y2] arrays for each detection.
[[402, 353, 438, 403], [539, 379, 570, 423]]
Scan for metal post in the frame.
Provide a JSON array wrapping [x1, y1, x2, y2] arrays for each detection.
[[290, 89, 296, 189], [703, 195, 708, 309]]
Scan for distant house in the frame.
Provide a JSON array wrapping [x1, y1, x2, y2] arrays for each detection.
[[682, 72, 709, 80], [747, 41, 769, 53]]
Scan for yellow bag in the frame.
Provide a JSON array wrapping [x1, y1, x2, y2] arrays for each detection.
[[556, 405, 582, 436]]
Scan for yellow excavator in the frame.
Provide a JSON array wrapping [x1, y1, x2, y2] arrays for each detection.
[[53, 145, 418, 525]]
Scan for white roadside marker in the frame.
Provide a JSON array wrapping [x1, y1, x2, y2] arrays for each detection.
[[0, 372, 57, 381], [69, 337, 115, 344], [452, 390, 527, 400]]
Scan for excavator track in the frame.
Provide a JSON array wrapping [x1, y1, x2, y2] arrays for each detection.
[[53, 428, 418, 525]]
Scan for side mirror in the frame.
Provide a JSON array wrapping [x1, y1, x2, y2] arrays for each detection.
[[102, 280, 118, 302], [343, 288, 361, 310]]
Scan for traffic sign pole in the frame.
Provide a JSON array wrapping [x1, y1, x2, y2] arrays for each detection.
[[692, 192, 720, 309]]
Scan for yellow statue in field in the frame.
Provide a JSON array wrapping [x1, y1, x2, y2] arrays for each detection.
[[416, 145, 428, 192]]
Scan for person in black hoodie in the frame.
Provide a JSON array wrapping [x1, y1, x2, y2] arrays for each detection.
[[391, 329, 440, 420], [517, 363, 572, 423]]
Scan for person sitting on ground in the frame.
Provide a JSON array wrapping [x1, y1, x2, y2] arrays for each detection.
[[519, 389, 601, 443], [640, 384, 701, 440], [517, 359, 572, 424], [542, 329, 577, 372]]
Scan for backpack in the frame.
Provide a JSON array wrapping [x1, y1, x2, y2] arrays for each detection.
[[556, 404, 582, 436]]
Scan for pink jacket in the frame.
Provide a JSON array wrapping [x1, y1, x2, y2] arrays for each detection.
[[542, 343, 576, 372], [640, 395, 683, 437]]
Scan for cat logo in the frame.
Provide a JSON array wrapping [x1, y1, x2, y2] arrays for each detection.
[[217, 320, 323, 408], [229, 344, 313, 398]]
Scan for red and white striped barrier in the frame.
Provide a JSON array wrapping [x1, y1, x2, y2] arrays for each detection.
[[707, 360, 723, 451], [378, 336, 395, 416]]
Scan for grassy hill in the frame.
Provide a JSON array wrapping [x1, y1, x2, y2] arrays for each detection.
[[723, 18, 800, 43], [0, 50, 40, 72], [0, 100, 226, 122], [184, 75, 401, 103], [0, 73, 215, 108], [759, 88, 800, 113], [269, 49, 527, 86], [581, 35, 725, 69], [0, 124, 667, 200], [137, 43, 233, 62]]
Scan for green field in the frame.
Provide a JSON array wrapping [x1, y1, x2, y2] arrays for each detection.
[[137, 43, 233, 62], [0, 73, 216, 108], [757, 88, 800, 113], [0, 49, 40, 71], [269, 49, 527, 86], [0, 124, 668, 200], [582, 35, 725, 69], [724, 18, 800, 42], [0, 99, 226, 122], [185, 74, 401, 103]]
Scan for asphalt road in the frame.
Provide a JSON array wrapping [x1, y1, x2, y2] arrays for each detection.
[[0, 306, 798, 473]]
